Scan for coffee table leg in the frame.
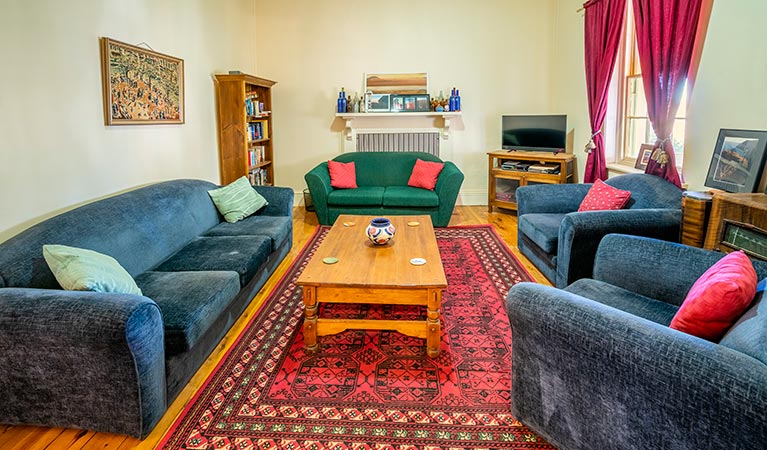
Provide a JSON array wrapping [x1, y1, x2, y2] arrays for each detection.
[[302, 286, 318, 354], [426, 289, 442, 358]]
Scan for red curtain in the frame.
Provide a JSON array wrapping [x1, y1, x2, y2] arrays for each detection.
[[582, 0, 627, 183], [633, 0, 702, 188]]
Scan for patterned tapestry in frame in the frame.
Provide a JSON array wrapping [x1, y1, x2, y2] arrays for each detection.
[[99, 37, 184, 125]]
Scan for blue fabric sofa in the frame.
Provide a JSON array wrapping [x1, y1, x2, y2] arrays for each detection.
[[516, 173, 682, 288], [304, 152, 464, 227], [506, 234, 767, 450], [0, 179, 293, 438]]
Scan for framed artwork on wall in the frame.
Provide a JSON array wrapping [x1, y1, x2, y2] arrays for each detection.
[[704, 128, 767, 193], [364, 72, 428, 95], [99, 37, 184, 125]]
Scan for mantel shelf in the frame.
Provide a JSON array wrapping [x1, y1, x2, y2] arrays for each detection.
[[335, 112, 462, 140]]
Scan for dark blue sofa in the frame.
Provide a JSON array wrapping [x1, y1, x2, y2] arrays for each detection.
[[506, 234, 767, 450], [517, 173, 682, 288], [0, 179, 293, 438]]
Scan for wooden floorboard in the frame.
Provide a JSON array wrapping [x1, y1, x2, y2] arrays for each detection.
[[0, 206, 548, 450]]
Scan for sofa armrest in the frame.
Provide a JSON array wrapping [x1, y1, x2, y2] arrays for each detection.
[[516, 183, 592, 215], [0, 288, 166, 438], [594, 234, 728, 306], [555, 208, 681, 287], [433, 161, 464, 227], [506, 283, 767, 450], [253, 185, 294, 217], [305, 162, 333, 225]]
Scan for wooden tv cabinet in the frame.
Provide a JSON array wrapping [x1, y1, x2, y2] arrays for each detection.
[[487, 150, 577, 212]]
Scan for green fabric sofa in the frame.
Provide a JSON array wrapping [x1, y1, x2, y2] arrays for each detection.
[[304, 152, 464, 227]]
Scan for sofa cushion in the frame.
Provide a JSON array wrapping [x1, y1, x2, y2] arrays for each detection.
[[670, 250, 757, 341], [154, 236, 271, 287], [565, 278, 679, 325], [720, 279, 767, 364], [208, 176, 268, 223], [327, 187, 385, 206], [135, 270, 240, 356], [578, 179, 631, 212], [408, 159, 444, 190], [328, 160, 358, 189], [383, 186, 440, 208], [517, 213, 565, 254], [42, 244, 142, 295], [205, 215, 291, 252]]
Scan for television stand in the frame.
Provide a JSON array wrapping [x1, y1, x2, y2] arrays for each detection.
[[487, 150, 577, 213]]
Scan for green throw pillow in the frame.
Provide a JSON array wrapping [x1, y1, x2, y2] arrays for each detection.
[[208, 176, 268, 223], [42, 244, 142, 295]]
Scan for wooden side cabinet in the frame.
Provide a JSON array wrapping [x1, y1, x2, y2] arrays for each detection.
[[214, 73, 276, 186], [704, 192, 767, 260], [680, 191, 713, 247], [487, 150, 577, 212]]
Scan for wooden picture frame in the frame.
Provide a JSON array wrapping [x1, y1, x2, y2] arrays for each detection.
[[364, 72, 428, 95], [634, 144, 654, 170], [100, 37, 184, 125]]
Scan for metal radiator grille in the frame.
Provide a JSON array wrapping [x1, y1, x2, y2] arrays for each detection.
[[355, 131, 440, 156]]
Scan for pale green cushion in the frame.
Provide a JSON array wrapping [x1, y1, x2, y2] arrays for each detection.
[[208, 176, 268, 223], [42, 244, 142, 295]]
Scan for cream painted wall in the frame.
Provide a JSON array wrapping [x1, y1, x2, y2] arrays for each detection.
[[685, 0, 767, 190], [0, 0, 258, 242], [254, 0, 559, 205], [552, 0, 767, 190]]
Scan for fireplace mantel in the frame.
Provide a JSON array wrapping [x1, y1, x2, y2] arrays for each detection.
[[335, 112, 462, 140]]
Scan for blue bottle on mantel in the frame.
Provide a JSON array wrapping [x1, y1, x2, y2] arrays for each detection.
[[455, 89, 461, 111], [337, 88, 347, 113]]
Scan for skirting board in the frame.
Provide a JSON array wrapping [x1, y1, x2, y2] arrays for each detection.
[[293, 189, 487, 209]]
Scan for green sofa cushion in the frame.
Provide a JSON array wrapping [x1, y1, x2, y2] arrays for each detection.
[[327, 186, 385, 206], [383, 186, 439, 207]]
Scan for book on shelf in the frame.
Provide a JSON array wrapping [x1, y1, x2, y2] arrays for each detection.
[[247, 121, 268, 141], [245, 92, 260, 116], [247, 146, 267, 167], [248, 168, 268, 186]]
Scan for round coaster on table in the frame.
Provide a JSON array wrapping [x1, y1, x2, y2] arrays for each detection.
[[343, 222, 356, 227], [410, 258, 427, 266], [322, 257, 339, 264], [407, 221, 420, 227]]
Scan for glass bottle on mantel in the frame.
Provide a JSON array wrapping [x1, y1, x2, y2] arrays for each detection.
[[346, 95, 353, 112], [337, 87, 347, 113]]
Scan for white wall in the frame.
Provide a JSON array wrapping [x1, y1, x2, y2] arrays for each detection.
[[0, 0, 258, 242], [254, 0, 559, 205], [684, 0, 767, 190], [552, 0, 767, 189]]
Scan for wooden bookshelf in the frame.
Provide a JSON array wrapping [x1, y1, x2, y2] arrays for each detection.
[[214, 73, 276, 186]]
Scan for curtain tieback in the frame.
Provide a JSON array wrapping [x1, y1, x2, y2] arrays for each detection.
[[583, 130, 601, 154], [650, 137, 671, 167]]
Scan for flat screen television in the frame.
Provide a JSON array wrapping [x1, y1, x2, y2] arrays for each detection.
[[502, 114, 567, 152]]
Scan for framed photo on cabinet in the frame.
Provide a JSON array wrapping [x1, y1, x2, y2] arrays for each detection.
[[100, 37, 185, 125]]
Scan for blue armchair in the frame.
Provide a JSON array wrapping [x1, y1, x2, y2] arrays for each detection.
[[516, 173, 682, 288], [506, 234, 767, 450]]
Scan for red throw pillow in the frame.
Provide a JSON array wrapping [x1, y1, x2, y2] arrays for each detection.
[[408, 159, 445, 190], [670, 251, 757, 342], [328, 160, 357, 189], [577, 179, 632, 211]]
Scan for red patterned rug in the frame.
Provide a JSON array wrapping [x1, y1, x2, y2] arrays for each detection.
[[158, 225, 553, 450]]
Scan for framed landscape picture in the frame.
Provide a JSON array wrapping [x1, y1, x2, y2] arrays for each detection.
[[100, 37, 184, 125], [704, 129, 767, 193]]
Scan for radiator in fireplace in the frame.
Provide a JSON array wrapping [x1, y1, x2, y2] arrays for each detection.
[[355, 131, 440, 156]]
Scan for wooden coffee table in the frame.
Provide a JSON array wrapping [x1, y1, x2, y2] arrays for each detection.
[[297, 215, 447, 357]]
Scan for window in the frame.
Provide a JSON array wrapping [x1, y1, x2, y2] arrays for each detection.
[[612, 4, 686, 169]]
